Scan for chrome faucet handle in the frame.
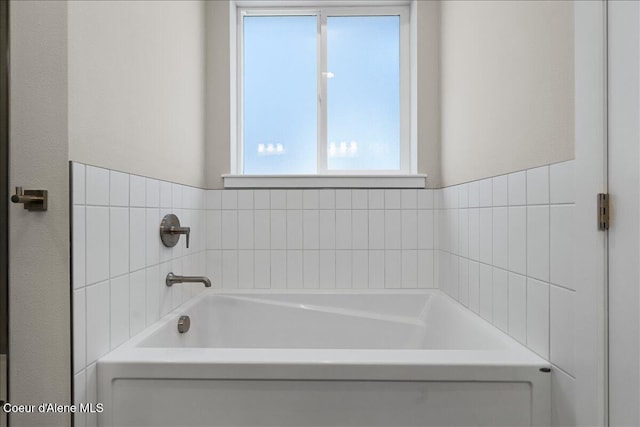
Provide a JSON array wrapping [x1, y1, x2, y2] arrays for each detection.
[[170, 225, 190, 248], [160, 214, 191, 248]]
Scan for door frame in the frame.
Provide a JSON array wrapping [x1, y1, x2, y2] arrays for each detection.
[[0, 0, 9, 425], [574, 1, 609, 426], [606, 1, 640, 425]]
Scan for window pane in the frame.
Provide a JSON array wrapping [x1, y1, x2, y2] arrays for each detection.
[[327, 16, 400, 171], [243, 16, 318, 174]]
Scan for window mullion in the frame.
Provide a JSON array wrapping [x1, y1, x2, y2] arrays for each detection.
[[317, 11, 328, 174]]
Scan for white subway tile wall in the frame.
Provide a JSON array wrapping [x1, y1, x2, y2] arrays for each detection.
[[205, 188, 436, 290], [71, 160, 575, 427], [434, 160, 576, 426], [71, 163, 208, 427]]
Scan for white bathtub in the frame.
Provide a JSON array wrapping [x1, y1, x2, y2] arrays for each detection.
[[98, 290, 551, 427]]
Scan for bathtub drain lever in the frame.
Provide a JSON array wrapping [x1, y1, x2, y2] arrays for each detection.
[[177, 315, 190, 333]]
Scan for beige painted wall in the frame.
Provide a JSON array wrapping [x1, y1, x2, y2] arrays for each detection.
[[416, 0, 441, 188], [205, 0, 231, 189], [10, 1, 70, 425], [440, 0, 574, 187], [68, 0, 207, 188]]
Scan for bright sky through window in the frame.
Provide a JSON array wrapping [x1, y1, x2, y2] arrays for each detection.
[[327, 16, 400, 171], [242, 14, 400, 174]]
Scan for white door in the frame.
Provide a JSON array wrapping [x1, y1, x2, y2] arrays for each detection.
[[608, 1, 640, 425]]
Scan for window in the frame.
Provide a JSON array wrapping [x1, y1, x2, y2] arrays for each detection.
[[237, 5, 410, 176]]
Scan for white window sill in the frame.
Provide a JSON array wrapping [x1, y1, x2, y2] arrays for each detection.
[[222, 174, 427, 189]]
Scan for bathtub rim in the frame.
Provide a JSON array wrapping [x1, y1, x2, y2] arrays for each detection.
[[99, 288, 549, 368], [97, 289, 551, 426]]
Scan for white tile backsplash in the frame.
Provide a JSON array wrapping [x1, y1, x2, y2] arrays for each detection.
[[159, 181, 172, 208], [479, 208, 493, 264], [302, 250, 320, 289], [222, 250, 239, 288], [418, 189, 434, 210], [432, 160, 575, 378], [352, 190, 368, 210], [401, 210, 418, 249], [468, 260, 480, 313], [72, 160, 575, 425], [527, 205, 550, 282], [129, 270, 146, 336], [401, 250, 417, 288], [492, 175, 508, 207], [254, 210, 270, 250], [303, 210, 320, 249], [336, 250, 352, 289], [110, 171, 129, 207], [221, 190, 238, 210], [254, 190, 271, 209], [318, 189, 335, 209], [238, 250, 254, 288], [368, 189, 385, 210], [129, 208, 146, 271], [479, 178, 493, 207], [270, 210, 287, 249], [508, 272, 527, 344], [86, 281, 110, 364], [270, 250, 286, 289], [73, 163, 86, 205], [352, 250, 368, 288], [479, 264, 493, 321], [221, 210, 238, 249], [385, 189, 401, 209], [238, 210, 254, 249], [73, 206, 86, 289], [145, 178, 160, 208], [109, 275, 130, 350], [73, 289, 86, 374], [508, 207, 527, 275], [302, 189, 318, 209], [384, 210, 402, 249], [109, 207, 129, 277], [254, 250, 270, 289], [527, 166, 550, 205], [492, 268, 508, 332], [286, 190, 303, 210], [129, 175, 146, 207], [72, 162, 210, 403], [550, 161, 575, 204], [384, 250, 402, 288], [335, 189, 351, 209], [352, 210, 369, 249], [335, 210, 352, 249], [86, 166, 110, 206], [85, 207, 110, 285], [550, 285, 575, 375], [237, 190, 254, 210], [319, 250, 336, 288], [286, 210, 303, 249], [508, 171, 527, 206], [527, 277, 550, 358], [369, 250, 385, 288], [287, 250, 303, 287], [550, 205, 575, 290], [492, 207, 508, 270]]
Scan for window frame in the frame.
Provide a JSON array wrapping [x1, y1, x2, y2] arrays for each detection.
[[233, 2, 412, 176]]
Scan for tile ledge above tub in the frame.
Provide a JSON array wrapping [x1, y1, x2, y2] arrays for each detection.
[[222, 174, 428, 189]]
